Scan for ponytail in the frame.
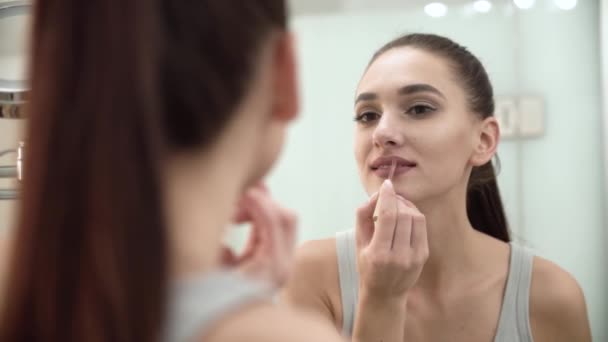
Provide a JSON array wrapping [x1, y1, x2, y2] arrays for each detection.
[[0, 0, 288, 340], [0, 0, 168, 341], [467, 160, 510, 242]]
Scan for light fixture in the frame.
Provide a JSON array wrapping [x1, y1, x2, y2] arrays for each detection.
[[513, 0, 535, 10], [473, 0, 492, 13], [554, 0, 577, 10], [424, 2, 448, 18]]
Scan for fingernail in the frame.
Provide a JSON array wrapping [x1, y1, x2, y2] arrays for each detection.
[[368, 192, 378, 201], [382, 179, 393, 188]]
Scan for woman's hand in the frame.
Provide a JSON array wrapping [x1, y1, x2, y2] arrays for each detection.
[[355, 179, 429, 303], [221, 184, 297, 288]]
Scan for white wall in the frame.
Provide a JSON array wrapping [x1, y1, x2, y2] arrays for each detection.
[[602, 7, 608, 201], [600, 0, 608, 331], [515, 3, 606, 340], [259, 1, 607, 339]]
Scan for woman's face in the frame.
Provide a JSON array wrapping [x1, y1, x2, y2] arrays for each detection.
[[354, 47, 494, 203]]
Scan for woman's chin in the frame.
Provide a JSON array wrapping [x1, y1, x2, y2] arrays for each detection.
[[366, 181, 421, 202]]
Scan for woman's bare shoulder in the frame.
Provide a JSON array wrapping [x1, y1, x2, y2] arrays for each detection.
[[529, 256, 591, 342]]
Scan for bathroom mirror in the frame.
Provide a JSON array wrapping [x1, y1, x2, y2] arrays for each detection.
[[0, 1, 31, 119]]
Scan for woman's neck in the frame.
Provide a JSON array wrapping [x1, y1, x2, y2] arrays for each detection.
[[165, 149, 245, 280], [413, 187, 486, 293]]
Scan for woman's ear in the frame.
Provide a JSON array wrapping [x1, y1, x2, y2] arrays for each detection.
[[470, 116, 499, 166], [270, 32, 299, 122]]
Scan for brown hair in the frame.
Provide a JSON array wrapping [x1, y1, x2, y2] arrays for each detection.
[[369, 33, 510, 242], [0, 1, 287, 341]]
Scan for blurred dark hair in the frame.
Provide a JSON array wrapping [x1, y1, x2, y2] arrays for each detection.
[[370, 33, 509, 242], [0, 1, 287, 341]]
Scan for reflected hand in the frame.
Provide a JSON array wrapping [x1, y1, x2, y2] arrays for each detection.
[[355, 179, 429, 302]]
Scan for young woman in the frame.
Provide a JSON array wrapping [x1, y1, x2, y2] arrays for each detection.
[[281, 33, 591, 342], [0, 1, 344, 341]]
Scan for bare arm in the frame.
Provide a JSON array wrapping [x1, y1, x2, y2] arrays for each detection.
[[530, 257, 592, 342], [352, 292, 407, 342]]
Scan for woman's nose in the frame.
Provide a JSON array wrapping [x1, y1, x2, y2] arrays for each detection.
[[372, 113, 404, 148]]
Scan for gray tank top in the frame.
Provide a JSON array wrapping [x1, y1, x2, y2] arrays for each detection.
[[164, 270, 272, 342], [336, 230, 535, 342]]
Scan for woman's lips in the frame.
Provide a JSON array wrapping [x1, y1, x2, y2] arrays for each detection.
[[372, 163, 415, 178], [370, 156, 416, 178]]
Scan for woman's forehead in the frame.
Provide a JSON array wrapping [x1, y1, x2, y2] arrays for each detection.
[[357, 47, 457, 99]]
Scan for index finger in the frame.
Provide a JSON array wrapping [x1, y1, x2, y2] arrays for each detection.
[[233, 183, 271, 223], [370, 179, 398, 249]]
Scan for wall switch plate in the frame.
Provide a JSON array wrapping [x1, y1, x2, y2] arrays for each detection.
[[494, 95, 544, 139], [518, 95, 545, 137]]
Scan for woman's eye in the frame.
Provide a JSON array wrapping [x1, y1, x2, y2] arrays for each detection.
[[354, 112, 380, 123], [407, 104, 435, 117]]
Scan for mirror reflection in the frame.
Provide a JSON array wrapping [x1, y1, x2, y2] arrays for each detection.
[[0, 0, 605, 341]]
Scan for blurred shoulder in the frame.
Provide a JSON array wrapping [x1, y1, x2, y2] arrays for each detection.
[[203, 302, 344, 342]]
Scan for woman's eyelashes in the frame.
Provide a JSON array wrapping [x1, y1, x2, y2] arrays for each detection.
[[405, 103, 436, 117], [354, 111, 380, 123], [354, 102, 437, 124]]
